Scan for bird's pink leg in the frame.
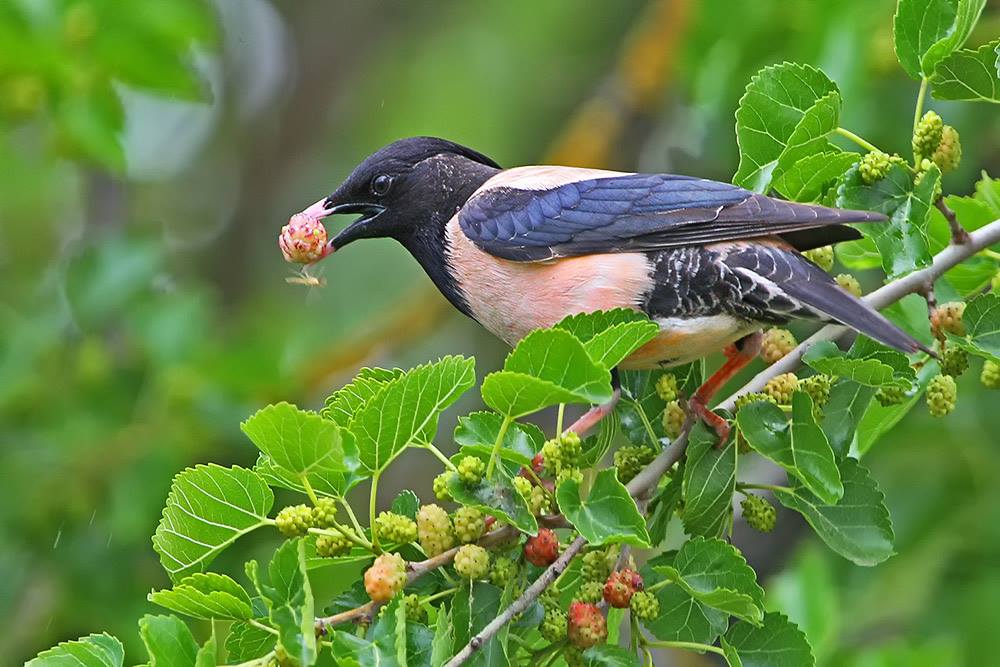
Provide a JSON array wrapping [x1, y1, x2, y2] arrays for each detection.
[[689, 331, 763, 444], [563, 386, 622, 438]]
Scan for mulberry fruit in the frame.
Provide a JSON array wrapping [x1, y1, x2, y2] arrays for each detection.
[[457, 456, 486, 485], [433, 471, 455, 501], [763, 372, 798, 404], [741, 495, 776, 533], [453, 506, 485, 544], [655, 373, 679, 402], [374, 512, 418, 544], [913, 110, 944, 161], [275, 504, 313, 537], [279, 214, 328, 264], [931, 302, 966, 339], [310, 497, 338, 528], [981, 360, 1000, 389], [835, 273, 863, 298], [567, 602, 607, 649], [364, 552, 407, 602], [663, 400, 686, 439], [941, 347, 969, 377], [761, 328, 797, 364], [630, 590, 660, 620], [524, 528, 560, 567], [803, 245, 835, 272], [926, 373, 957, 417], [454, 544, 490, 580], [416, 504, 455, 557]]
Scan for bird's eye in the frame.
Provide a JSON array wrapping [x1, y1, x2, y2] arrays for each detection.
[[371, 174, 393, 196]]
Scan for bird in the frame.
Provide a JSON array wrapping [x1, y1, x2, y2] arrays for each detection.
[[292, 136, 927, 441]]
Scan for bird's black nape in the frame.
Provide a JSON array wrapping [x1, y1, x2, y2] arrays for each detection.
[[362, 136, 502, 172]]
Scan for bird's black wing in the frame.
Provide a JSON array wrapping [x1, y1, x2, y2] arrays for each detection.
[[459, 172, 885, 262]]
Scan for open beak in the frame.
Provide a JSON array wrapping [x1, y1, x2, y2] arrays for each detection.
[[296, 197, 386, 255]]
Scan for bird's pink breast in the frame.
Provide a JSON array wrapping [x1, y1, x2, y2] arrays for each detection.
[[445, 218, 655, 346]]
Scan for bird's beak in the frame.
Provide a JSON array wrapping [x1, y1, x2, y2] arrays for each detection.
[[295, 196, 386, 256]]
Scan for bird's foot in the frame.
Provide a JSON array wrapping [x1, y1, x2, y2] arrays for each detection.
[[688, 396, 732, 445], [688, 331, 764, 446]]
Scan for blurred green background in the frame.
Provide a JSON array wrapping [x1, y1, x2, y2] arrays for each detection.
[[2, 1, 999, 665]]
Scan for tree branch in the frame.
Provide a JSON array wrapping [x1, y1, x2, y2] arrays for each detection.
[[446, 217, 1000, 664]]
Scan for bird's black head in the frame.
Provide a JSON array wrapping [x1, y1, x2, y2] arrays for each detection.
[[301, 136, 501, 251]]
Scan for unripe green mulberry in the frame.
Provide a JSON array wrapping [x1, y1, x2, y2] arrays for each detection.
[[433, 471, 455, 501], [761, 328, 797, 364], [913, 110, 944, 161], [403, 594, 425, 623], [454, 544, 490, 580], [835, 273, 863, 298], [575, 581, 604, 604], [374, 511, 418, 544], [931, 301, 966, 339], [540, 608, 567, 642], [630, 590, 660, 620], [457, 456, 486, 485], [513, 475, 532, 500], [275, 504, 314, 537], [529, 485, 551, 516], [763, 372, 798, 404], [859, 151, 892, 185], [311, 497, 338, 528], [655, 373, 679, 402], [490, 556, 518, 587], [614, 445, 656, 483], [803, 245, 835, 272], [875, 385, 907, 406], [741, 495, 776, 533], [941, 347, 969, 377], [926, 373, 957, 417], [663, 400, 686, 438], [733, 392, 778, 412], [800, 374, 833, 406], [315, 532, 353, 557], [542, 431, 583, 475], [580, 549, 611, 583], [982, 360, 1000, 389], [915, 158, 943, 200], [932, 125, 961, 172], [556, 466, 584, 488], [453, 506, 485, 543], [416, 504, 455, 556]]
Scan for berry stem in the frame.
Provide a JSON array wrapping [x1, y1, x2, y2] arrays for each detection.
[[338, 498, 366, 539], [556, 403, 566, 436], [308, 525, 372, 552], [422, 441, 458, 470], [645, 640, 726, 656], [835, 126, 881, 154], [420, 587, 459, 605], [248, 619, 279, 636], [914, 77, 929, 137], [485, 415, 513, 480], [645, 578, 673, 593], [299, 474, 321, 507], [369, 473, 382, 553], [737, 482, 793, 494], [979, 248, 1000, 261]]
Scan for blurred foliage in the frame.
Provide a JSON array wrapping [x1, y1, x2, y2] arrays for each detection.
[[1, 0, 998, 665]]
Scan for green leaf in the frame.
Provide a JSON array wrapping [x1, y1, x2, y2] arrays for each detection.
[[737, 393, 843, 504], [681, 425, 737, 538], [26, 634, 124, 667], [645, 583, 729, 645], [448, 468, 538, 534], [820, 380, 875, 458], [253, 450, 364, 500], [322, 367, 403, 427], [138, 615, 200, 667], [774, 458, 895, 566], [554, 308, 659, 368], [803, 340, 915, 389], [453, 582, 508, 667], [332, 597, 407, 667], [557, 468, 650, 546], [837, 163, 940, 279], [241, 402, 349, 482], [153, 464, 273, 582], [482, 329, 613, 417], [953, 293, 1000, 361], [430, 606, 454, 667], [224, 622, 275, 664], [646, 469, 683, 546], [894, 0, 986, 79], [932, 39, 1000, 103], [351, 356, 476, 474], [454, 411, 543, 467], [262, 539, 317, 666], [391, 490, 421, 519], [723, 612, 815, 667], [653, 537, 765, 625], [835, 236, 882, 270], [734, 63, 839, 192], [195, 628, 217, 667], [148, 572, 252, 621], [856, 362, 938, 455], [583, 645, 642, 666], [772, 151, 859, 202]]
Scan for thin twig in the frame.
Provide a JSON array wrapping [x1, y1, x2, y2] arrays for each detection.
[[936, 198, 971, 245]]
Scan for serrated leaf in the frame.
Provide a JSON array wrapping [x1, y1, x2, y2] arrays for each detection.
[[453, 582, 508, 667], [772, 151, 859, 202], [774, 458, 894, 566], [737, 394, 842, 504], [391, 490, 421, 519], [153, 464, 273, 582], [646, 468, 683, 546], [224, 622, 275, 664], [430, 606, 454, 667], [454, 411, 543, 467], [351, 356, 476, 474], [653, 537, 765, 624], [837, 163, 939, 278], [448, 469, 537, 534], [138, 615, 200, 667], [645, 583, 729, 645], [555, 309, 659, 368], [952, 293, 1000, 361], [480, 371, 585, 418], [332, 597, 407, 667], [321, 368, 404, 427], [242, 402, 349, 480], [557, 468, 650, 546], [195, 628, 216, 667], [803, 340, 915, 389], [932, 39, 1000, 103], [263, 539, 316, 666], [734, 63, 839, 192], [583, 645, 641, 666], [723, 612, 815, 667], [26, 634, 124, 667], [406, 623, 434, 667], [681, 425, 737, 538], [894, 0, 986, 79], [253, 450, 364, 500], [149, 572, 252, 621]]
